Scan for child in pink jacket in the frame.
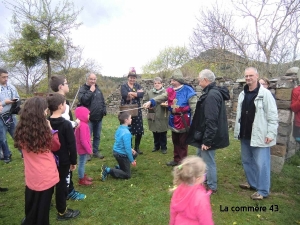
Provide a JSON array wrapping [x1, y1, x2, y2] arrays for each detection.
[[170, 156, 214, 225], [75, 106, 93, 186]]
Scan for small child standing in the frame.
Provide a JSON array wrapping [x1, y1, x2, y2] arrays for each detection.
[[14, 97, 59, 225], [47, 93, 80, 221], [74, 106, 93, 185], [169, 156, 214, 225], [101, 112, 137, 181]]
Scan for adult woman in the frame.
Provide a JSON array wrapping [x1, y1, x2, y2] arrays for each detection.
[[120, 67, 144, 154], [143, 77, 168, 154], [259, 77, 275, 98]]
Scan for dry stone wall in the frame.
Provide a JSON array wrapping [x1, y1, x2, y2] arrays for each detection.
[[105, 75, 299, 173]]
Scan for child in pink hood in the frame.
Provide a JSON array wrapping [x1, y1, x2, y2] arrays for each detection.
[[75, 106, 93, 186], [170, 156, 214, 225]]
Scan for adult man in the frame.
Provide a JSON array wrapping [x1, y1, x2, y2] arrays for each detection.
[[0, 68, 20, 163], [78, 73, 106, 159], [234, 67, 278, 200], [143, 69, 197, 166], [186, 69, 230, 193]]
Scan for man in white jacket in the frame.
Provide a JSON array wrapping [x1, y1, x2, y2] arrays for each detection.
[[234, 67, 278, 200]]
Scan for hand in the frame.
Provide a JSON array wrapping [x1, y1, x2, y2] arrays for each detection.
[[143, 101, 151, 109], [265, 137, 273, 144], [131, 160, 137, 167], [201, 144, 211, 151], [90, 84, 96, 92], [137, 89, 143, 93], [5, 99, 15, 105], [132, 149, 137, 155], [70, 164, 76, 171]]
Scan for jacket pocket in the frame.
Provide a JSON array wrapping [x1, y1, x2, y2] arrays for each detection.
[[194, 130, 203, 141]]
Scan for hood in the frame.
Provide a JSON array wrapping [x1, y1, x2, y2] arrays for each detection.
[[49, 117, 66, 126], [171, 184, 202, 212], [75, 106, 90, 123], [205, 82, 230, 101]]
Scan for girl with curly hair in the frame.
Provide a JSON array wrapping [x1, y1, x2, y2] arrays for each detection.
[[15, 97, 59, 225]]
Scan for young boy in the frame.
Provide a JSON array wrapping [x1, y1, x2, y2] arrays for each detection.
[[49, 75, 86, 201], [47, 93, 80, 221], [101, 112, 137, 181]]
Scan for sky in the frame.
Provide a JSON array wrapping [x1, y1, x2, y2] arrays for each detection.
[[0, 0, 212, 77]]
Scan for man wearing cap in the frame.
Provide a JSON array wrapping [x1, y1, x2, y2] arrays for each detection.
[[143, 69, 197, 166], [78, 72, 107, 159]]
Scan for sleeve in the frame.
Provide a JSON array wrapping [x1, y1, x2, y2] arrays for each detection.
[[152, 91, 168, 104], [188, 95, 197, 118], [123, 133, 134, 162], [78, 86, 93, 107], [202, 92, 222, 146], [169, 198, 177, 225], [197, 193, 214, 225], [65, 122, 78, 165], [12, 85, 20, 99], [79, 125, 92, 154], [136, 83, 144, 98], [265, 91, 279, 140], [99, 88, 107, 115], [290, 88, 300, 113], [121, 84, 129, 100]]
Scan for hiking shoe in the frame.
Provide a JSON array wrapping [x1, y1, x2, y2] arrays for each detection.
[[0, 187, 8, 192], [161, 149, 167, 154], [166, 161, 178, 166], [93, 152, 104, 159], [67, 190, 86, 201], [152, 148, 159, 152], [251, 192, 264, 200], [101, 165, 108, 181], [239, 182, 255, 190], [57, 208, 80, 221]]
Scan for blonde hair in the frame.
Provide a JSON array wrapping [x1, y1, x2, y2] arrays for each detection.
[[171, 156, 206, 191]]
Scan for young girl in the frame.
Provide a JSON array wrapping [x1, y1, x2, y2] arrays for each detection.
[[74, 106, 93, 185], [169, 156, 214, 225], [14, 97, 59, 225]]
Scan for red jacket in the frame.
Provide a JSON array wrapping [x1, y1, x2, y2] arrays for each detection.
[[290, 86, 300, 126]]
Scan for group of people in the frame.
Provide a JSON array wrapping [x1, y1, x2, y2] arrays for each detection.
[[0, 65, 280, 224]]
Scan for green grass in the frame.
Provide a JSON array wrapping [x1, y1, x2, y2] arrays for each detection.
[[0, 114, 300, 225]]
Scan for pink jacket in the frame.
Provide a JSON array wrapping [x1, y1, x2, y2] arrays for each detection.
[[170, 183, 214, 225], [23, 149, 59, 191], [74, 107, 92, 155]]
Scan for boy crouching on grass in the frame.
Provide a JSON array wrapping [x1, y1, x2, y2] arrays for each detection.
[[101, 112, 137, 181]]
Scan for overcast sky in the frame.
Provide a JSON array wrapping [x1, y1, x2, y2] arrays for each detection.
[[0, 0, 212, 77]]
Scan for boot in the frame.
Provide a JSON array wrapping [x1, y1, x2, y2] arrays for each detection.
[[78, 178, 92, 186], [84, 174, 93, 181]]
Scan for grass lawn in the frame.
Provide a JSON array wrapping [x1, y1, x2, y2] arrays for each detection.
[[0, 114, 300, 225]]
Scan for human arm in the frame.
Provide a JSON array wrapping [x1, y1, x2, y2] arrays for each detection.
[[78, 124, 93, 155], [188, 95, 197, 118], [197, 192, 214, 225], [169, 200, 177, 225], [78, 85, 93, 107], [290, 87, 300, 113], [65, 122, 78, 166], [123, 133, 135, 163], [265, 91, 279, 141]]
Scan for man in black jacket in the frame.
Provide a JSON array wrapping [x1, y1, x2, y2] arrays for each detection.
[[186, 69, 230, 193], [78, 73, 107, 159]]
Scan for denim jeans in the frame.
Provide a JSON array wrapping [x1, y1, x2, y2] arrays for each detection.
[[197, 148, 217, 191], [89, 120, 102, 154], [78, 154, 87, 179], [241, 139, 270, 197], [0, 115, 17, 158]]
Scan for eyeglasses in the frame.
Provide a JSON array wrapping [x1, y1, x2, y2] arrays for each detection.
[[244, 75, 255, 78]]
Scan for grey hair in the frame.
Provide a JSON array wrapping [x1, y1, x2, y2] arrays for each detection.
[[153, 77, 162, 83], [85, 72, 95, 80], [199, 69, 215, 82], [245, 67, 258, 74]]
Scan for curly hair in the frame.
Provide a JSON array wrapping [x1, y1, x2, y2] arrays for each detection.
[[171, 156, 206, 191], [14, 97, 52, 153]]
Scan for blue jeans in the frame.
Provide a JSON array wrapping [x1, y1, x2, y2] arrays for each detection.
[[0, 115, 17, 158], [78, 154, 87, 179], [241, 139, 270, 197], [197, 148, 217, 191], [89, 120, 102, 154]]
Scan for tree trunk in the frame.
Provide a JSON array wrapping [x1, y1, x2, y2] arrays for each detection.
[[46, 55, 51, 92]]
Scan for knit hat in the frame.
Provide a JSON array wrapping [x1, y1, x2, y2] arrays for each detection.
[[128, 67, 137, 77], [171, 69, 184, 84]]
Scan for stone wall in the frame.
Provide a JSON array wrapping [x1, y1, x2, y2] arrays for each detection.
[[105, 75, 299, 173]]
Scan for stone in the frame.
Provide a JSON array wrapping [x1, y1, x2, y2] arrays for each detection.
[[286, 67, 299, 75], [271, 145, 286, 157], [271, 155, 285, 173], [276, 100, 291, 109], [286, 149, 296, 159], [277, 123, 291, 136], [276, 134, 287, 145], [278, 109, 292, 124], [275, 88, 293, 100]]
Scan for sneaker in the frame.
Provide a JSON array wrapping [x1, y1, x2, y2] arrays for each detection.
[[78, 178, 92, 186], [161, 149, 167, 154], [152, 148, 159, 152], [3, 158, 11, 164], [57, 208, 80, 221], [84, 174, 93, 181], [251, 192, 264, 200], [115, 165, 120, 169], [239, 182, 255, 190], [67, 190, 86, 201], [101, 165, 108, 181], [0, 187, 8, 192], [166, 161, 178, 166], [93, 152, 104, 159]]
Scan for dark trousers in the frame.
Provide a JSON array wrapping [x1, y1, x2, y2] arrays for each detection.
[[172, 132, 189, 163], [153, 131, 167, 150], [23, 186, 54, 225], [133, 133, 142, 150], [109, 152, 137, 179], [67, 170, 74, 194], [56, 164, 70, 214]]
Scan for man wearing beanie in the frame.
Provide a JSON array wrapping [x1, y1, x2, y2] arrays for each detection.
[[143, 69, 197, 166]]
